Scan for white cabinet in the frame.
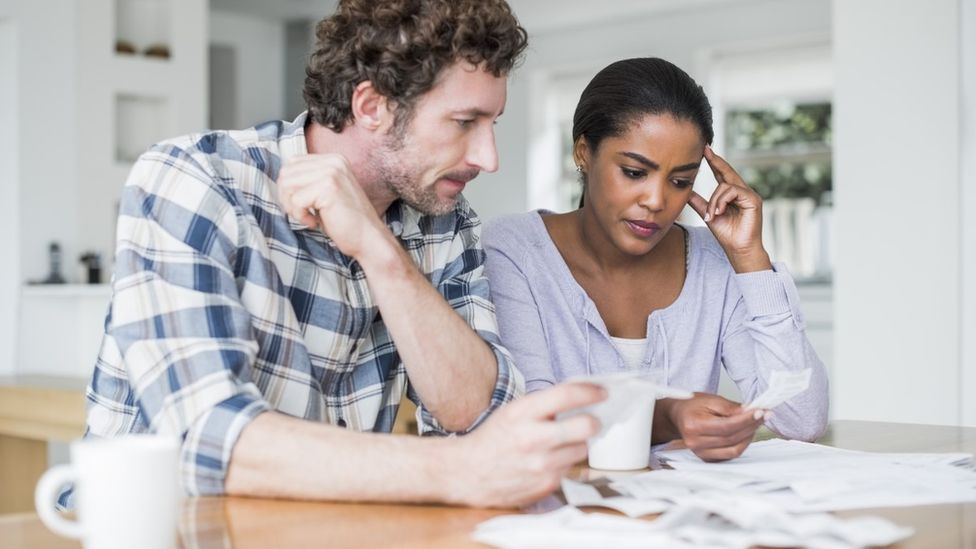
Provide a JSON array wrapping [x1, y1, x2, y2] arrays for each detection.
[[19, 285, 113, 378]]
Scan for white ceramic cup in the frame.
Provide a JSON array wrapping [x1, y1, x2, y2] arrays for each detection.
[[34, 435, 182, 549], [586, 397, 656, 470]]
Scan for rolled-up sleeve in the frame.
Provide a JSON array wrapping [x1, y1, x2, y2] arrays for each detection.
[[109, 145, 271, 494], [414, 214, 524, 436]]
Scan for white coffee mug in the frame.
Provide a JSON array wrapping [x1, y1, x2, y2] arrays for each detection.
[[560, 373, 692, 471], [34, 435, 182, 549], [587, 397, 656, 470]]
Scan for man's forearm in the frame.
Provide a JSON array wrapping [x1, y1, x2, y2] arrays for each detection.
[[225, 412, 464, 503], [225, 385, 607, 508], [354, 229, 498, 431]]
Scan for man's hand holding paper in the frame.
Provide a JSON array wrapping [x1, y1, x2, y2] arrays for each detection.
[[560, 373, 691, 470]]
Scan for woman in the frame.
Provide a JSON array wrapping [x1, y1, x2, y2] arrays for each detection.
[[483, 58, 828, 461]]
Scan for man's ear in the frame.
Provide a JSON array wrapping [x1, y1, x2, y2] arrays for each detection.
[[350, 81, 394, 132]]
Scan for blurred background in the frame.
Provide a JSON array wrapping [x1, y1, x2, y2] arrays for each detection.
[[0, 0, 972, 433]]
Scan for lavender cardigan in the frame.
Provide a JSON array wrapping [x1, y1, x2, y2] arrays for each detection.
[[483, 211, 829, 441]]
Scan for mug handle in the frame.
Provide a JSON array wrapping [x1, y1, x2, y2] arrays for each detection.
[[34, 465, 83, 539]]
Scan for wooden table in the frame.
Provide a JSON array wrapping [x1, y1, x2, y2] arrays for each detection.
[[1, 420, 974, 548], [0, 376, 87, 514]]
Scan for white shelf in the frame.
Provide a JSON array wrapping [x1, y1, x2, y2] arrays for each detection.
[[116, 93, 171, 162], [21, 284, 112, 298], [115, 0, 172, 55]]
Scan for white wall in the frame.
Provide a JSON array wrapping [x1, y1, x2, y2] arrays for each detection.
[[0, 16, 19, 376], [285, 19, 315, 121], [833, 0, 962, 425], [963, 0, 976, 427], [467, 0, 833, 220], [13, 1, 80, 285], [6, 1, 207, 379], [210, 10, 286, 128], [75, 0, 208, 283]]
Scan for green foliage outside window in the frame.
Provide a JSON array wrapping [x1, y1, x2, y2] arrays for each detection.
[[726, 103, 832, 205]]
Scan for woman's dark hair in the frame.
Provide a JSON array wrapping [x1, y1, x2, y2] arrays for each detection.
[[304, 0, 528, 133], [573, 58, 713, 206]]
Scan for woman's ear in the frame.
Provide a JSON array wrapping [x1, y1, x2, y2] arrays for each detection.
[[350, 81, 394, 132], [573, 138, 590, 173], [573, 138, 591, 209]]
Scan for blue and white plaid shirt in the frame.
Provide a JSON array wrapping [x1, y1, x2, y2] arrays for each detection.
[[77, 112, 524, 498]]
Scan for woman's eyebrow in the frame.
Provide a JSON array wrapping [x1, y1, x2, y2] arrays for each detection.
[[620, 151, 701, 173]]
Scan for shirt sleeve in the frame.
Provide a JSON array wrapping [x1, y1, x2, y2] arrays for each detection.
[[109, 144, 271, 495], [412, 214, 525, 436], [720, 262, 830, 441], [482, 227, 557, 394]]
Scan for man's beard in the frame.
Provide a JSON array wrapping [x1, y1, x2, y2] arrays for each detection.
[[370, 133, 471, 216]]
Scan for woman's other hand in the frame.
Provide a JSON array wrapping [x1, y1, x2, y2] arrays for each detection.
[[655, 392, 763, 462], [687, 146, 773, 273]]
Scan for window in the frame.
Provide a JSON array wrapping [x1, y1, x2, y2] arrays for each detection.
[[725, 101, 833, 279], [706, 42, 833, 280], [527, 67, 596, 214]]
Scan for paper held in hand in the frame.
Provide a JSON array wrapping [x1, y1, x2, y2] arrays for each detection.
[[560, 372, 693, 427], [564, 371, 693, 399], [745, 368, 811, 411], [560, 372, 693, 470]]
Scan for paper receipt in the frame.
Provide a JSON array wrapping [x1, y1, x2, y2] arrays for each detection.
[[745, 369, 812, 411]]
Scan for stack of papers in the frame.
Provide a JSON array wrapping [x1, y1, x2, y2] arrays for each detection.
[[472, 503, 913, 549], [473, 439, 976, 548], [647, 439, 976, 511]]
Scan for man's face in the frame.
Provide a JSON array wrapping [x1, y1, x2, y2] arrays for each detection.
[[369, 62, 507, 215]]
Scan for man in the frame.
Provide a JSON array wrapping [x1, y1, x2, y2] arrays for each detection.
[[68, 0, 603, 508]]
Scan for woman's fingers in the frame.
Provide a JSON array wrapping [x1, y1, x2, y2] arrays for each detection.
[[708, 183, 760, 219], [685, 409, 761, 439], [695, 431, 756, 462], [708, 184, 736, 218], [685, 415, 761, 461], [689, 419, 760, 448], [717, 186, 748, 217], [687, 191, 711, 221], [703, 146, 728, 185]]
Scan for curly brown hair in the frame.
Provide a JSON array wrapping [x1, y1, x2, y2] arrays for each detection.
[[303, 0, 528, 133]]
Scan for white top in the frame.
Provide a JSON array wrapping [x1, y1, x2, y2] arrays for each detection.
[[609, 336, 648, 369]]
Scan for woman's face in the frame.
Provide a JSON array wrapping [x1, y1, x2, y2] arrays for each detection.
[[577, 113, 705, 257]]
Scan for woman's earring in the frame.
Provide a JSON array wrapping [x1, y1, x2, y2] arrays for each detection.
[[575, 165, 583, 173]]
